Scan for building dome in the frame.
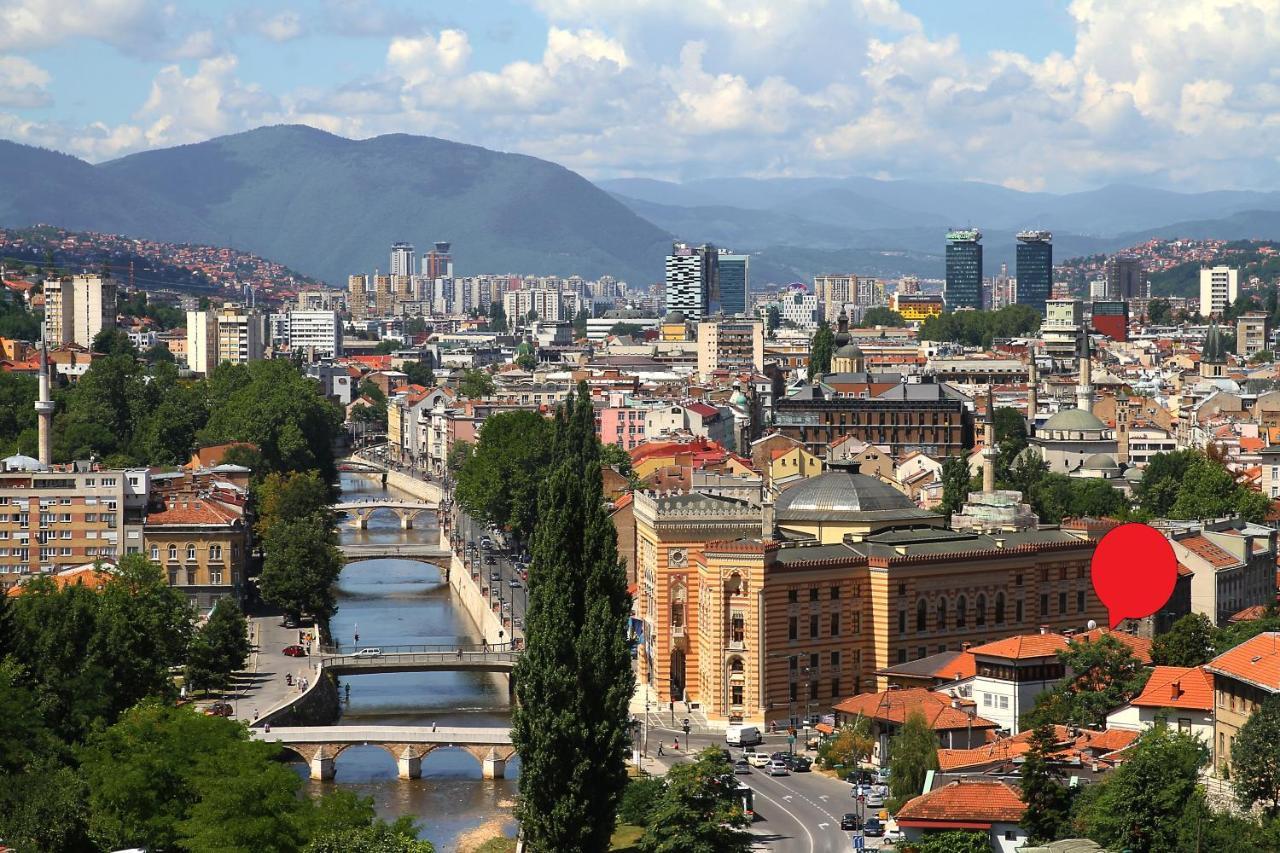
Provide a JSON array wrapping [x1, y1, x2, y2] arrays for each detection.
[[1081, 452, 1120, 474], [1042, 408, 1107, 432], [776, 464, 923, 521], [665, 310, 686, 324], [1123, 465, 1144, 483], [835, 343, 864, 358]]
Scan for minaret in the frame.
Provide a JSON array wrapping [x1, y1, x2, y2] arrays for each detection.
[[1075, 335, 1093, 414], [35, 342, 54, 467], [982, 385, 997, 494]]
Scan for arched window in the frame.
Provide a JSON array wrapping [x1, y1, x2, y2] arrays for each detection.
[[916, 598, 927, 632], [729, 657, 745, 674], [186, 544, 197, 561], [956, 595, 967, 629], [210, 544, 222, 561], [976, 593, 987, 627], [168, 544, 177, 561], [936, 599, 948, 631], [995, 591, 1006, 624]]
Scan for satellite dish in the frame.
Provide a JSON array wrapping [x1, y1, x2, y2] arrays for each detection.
[[1087, 619, 1098, 630]]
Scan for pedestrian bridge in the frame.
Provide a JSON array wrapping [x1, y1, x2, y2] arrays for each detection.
[[337, 542, 451, 565], [317, 644, 519, 677], [337, 459, 387, 474], [334, 499, 437, 529], [254, 725, 516, 779]]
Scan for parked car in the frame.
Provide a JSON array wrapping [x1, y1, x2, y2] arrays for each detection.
[[203, 701, 234, 717], [509, 579, 522, 588], [747, 751, 772, 768], [767, 760, 790, 776], [283, 617, 300, 629], [840, 813, 862, 831], [848, 769, 875, 785], [733, 758, 752, 775], [863, 817, 884, 837], [353, 648, 383, 657], [480, 538, 492, 549], [865, 791, 885, 808], [514, 617, 524, 629], [786, 755, 812, 772], [875, 767, 891, 783], [484, 555, 497, 565], [282, 644, 306, 657]]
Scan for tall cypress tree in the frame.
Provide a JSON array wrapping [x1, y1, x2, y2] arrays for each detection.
[[512, 381, 635, 852]]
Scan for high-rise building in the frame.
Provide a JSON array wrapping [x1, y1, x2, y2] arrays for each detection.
[[285, 310, 342, 358], [348, 274, 368, 321], [696, 317, 764, 379], [185, 305, 265, 375], [1199, 265, 1238, 317], [423, 242, 453, 280], [1015, 230, 1052, 316], [372, 275, 395, 317], [389, 242, 415, 277], [665, 242, 719, 320], [1237, 312, 1268, 359], [814, 274, 855, 321], [1090, 301, 1129, 342], [717, 251, 749, 316], [1104, 255, 1147, 300], [944, 229, 983, 310], [1041, 298, 1083, 365], [43, 274, 117, 348]]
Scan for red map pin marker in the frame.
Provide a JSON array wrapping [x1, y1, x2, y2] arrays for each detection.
[[1091, 522, 1177, 629]]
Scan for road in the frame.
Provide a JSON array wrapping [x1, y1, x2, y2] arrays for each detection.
[[642, 710, 898, 851], [456, 509, 528, 639]]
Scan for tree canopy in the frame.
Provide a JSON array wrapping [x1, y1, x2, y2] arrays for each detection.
[[1024, 634, 1150, 730], [1151, 613, 1216, 667], [458, 368, 496, 399], [888, 710, 940, 811], [638, 749, 752, 853], [807, 320, 834, 379], [455, 409, 555, 544], [919, 305, 1041, 348]]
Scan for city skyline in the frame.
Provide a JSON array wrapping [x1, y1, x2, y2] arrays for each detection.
[[2, 0, 1279, 192]]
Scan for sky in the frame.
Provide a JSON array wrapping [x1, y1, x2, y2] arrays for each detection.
[[1, 0, 1278, 192]]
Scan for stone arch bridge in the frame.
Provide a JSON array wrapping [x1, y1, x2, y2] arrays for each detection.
[[334, 499, 437, 529], [254, 725, 516, 779]]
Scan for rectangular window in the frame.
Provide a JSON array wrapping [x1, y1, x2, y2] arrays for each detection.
[[897, 649, 908, 664], [1059, 591, 1068, 614], [1077, 590, 1085, 613], [831, 651, 840, 668], [789, 683, 798, 702], [983, 693, 992, 707], [809, 681, 819, 700], [809, 653, 819, 671], [831, 678, 841, 698], [831, 613, 840, 637], [788, 589, 798, 603], [830, 586, 840, 599], [1016, 600, 1024, 623], [809, 615, 819, 638], [999, 695, 1009, 709], [809, 588, 819, 602], [731, 685, 744, 706], [898, 611, 906, 633], [788, 617, 798, 641], [917, 646, 926, 660], [1040, 593, 1049, 615]]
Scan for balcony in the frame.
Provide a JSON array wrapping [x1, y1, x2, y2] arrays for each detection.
[[671, 625, 685, 638]]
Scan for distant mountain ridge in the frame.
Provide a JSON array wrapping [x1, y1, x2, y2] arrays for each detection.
[[0, 126, 672, 286]]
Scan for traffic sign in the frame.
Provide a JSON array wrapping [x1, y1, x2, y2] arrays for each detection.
[[853, 834, 865, 850]]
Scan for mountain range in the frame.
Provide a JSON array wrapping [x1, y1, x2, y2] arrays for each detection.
[[4, 125, 1280, 290]]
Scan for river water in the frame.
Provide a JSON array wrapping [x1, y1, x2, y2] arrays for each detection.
[[297, 473, 519, 851]]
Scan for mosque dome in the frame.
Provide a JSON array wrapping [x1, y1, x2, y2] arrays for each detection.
[[1042, 408, 1108, 432]]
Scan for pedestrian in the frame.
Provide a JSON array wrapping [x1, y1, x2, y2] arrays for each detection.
[[264, 722, 271, 733], [253, 708, 259, 721], [354, 632, 360, 644], [674, 737, 679, 750], [457, 647, 463, 659], [657, 741, 664, 756]]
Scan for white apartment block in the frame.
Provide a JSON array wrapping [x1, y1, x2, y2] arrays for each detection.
[[186, 305, 266, 375], [274, 310, 342, 358], [1199, 266, 1238, 317], [43, 274, 117, 348]]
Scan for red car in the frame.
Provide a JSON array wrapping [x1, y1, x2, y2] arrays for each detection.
[[283, 644, 307, 657]]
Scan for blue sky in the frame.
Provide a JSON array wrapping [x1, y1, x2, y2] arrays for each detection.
[[1, 1, 1276, 191]]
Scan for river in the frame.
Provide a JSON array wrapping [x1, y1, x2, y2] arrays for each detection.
[[297, 472, 519, 851]]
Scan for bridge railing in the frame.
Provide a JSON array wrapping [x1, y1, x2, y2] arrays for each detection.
[[318, 642, 521, 655], [319, 650, 520, 667]]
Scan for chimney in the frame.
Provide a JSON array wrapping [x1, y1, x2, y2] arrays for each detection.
[[1040, 624, 1049, 635], [961, 642, 971, 651], [1170, 680, 1182, 700]]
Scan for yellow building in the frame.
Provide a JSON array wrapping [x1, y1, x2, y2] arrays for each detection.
[[767, 446, 824, 489], [892, 292, 945, 322], [1205, 632, 1280, 773], [143, 482, 251, 609], [661, 311, 691, 342], [632, 466, 1106, 726]]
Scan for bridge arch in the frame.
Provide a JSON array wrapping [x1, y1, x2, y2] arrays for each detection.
[[334, 500, 437, 530], [275, 739, 517, 780]]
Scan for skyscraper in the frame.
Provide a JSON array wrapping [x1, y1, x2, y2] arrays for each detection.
[[43, 274, 117, 348], [424, 242, 453, 280], [1104, 255, 1147, 300], [664, 242, 719, 320], [717, 251, 749, 316], [945, 229, 983, 311], [1015, 230, 1053, 316], [390, 242, 415, 277], [1199, 265, 1238, 317]]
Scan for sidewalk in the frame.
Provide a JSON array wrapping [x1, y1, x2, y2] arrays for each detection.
[[227, 615, 321, 724]]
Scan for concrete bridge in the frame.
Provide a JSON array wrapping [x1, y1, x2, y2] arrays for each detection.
[[337, 543, 451, 570], [317, 645, 518, 677], [334, 499, 437, 529], [337, 460, 387, 474], [254, 725, 516, 780]]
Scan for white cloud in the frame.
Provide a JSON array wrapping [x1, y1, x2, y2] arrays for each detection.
[[258, 11, 304, 42], [0, 55, 50, 107], [138, 53, 277, 149]]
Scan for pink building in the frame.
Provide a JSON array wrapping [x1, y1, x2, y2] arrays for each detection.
[[598, 406, 649, 450]]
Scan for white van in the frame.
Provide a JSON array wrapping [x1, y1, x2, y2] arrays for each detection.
[[726, 724, 762, 747]]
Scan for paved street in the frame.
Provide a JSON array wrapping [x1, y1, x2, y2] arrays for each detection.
[[225, 615, 320, 724], [456, 509, 528, 640]]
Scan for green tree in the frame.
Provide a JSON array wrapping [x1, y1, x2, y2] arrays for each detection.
[[1021, 723, 1069, 843], [458, 368, 496, 399], [807, 320, 835, 379], [914, 831, 991, 853], [766, 305, 781, 334], [888, 710, 940, 811], [817, 717, 873, 770], [1024, 634, 1150, 730], [638, 749, 752, 853], [600, 442, 634, 477], [1146, 298, 1172, 324], [134, 378, 208, 465], [1151, 613, 1216, 667], [1136, 450, 1199, 517], [306, 823, 435, 853], [0, 758, 90, 853], [939, 455, 972, 519], [373, 339, 397, 355], [919, 305, 1041, 348], [0, 292, 41, 339], [92, 326, 138, 357], [1073, 726, 1206, 853], [1231, 695, 1280, 814], [455, 410, 555, 543], [55, 352, 150, 461], [0, 370, 38, 456], [256, 470, 335, 537], [859, 307, 906, 327], [446, 439, 473, 473], [992, 407, 1029, 481], [511, 382, 634, 852], [1216, 610, 1280, 654], [617, 776, 664, 827], [186, 598, 251, 693], [1170, 454, 1267, 522], [403, 359, 435, 386], [488, 301, 508, 332], [609, 322, 645, 338], [516, 352, 538, 371], [259, 514, 344, 622]]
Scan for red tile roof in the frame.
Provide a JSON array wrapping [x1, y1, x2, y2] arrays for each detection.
[[895, 779, 1024, 826], [1230, 604, 1268, 623], [1078, 627, 1153, 665], [1207, 632, 1280, 692], [1179, 535, 1240, 569], [1129, 666, 1214, 711], [969, 634, 1066, 660], [937, 736, 1033, 770], [146, 497, 242, 526], [833, 687, 997, 731]]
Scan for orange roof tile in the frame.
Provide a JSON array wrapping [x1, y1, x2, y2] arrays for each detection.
[[969, 634, 1067, 660], [1179, 535, 1239, 569], [146, 498, 242, 526], [1241, 437, 1265, 453], [1230, 604, 1268, 623], [1078, 627, 1154, 665], [937, 737, 1032, 771], [1129, 666, 1213, 711], [833, 687, 998, 731], [896, 779, 1024, 826], [1207, 632, 1280, 692]]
